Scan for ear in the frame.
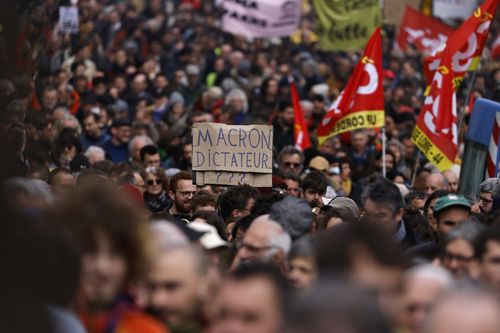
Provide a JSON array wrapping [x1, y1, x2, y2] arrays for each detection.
[[395, 207, 404, 222], [231, 209, 242, 218], [272, 250, 286, 272], [168, 190, 175, 201]]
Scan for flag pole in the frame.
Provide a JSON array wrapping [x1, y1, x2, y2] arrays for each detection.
[[382, 127, 387, 177]]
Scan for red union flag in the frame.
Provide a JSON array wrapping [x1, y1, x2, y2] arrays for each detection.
[[412, 52, 457, 171], [290, 80, 311, 151], [397, 6, 454, 55], [317, 27, 384, 145], [424, 0, 499, 85]]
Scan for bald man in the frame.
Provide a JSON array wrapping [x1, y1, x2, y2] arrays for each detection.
[[425, 173, 448, 196], [426, 289, 500, 333], [442, 170, 458, 193], [231, 215, 291, 272], [145, 246, 208, 332]]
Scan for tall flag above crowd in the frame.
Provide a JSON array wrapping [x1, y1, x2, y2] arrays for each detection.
[[397, 6, 454, 55], [317, 27, 384, 145], [312, 0, 381, 51], [411, 0, 499, 172], [290, 79, 312, 151]]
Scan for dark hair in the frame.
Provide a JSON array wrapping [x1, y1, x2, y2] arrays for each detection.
[[140, 144, 159, 161], [54, 128, 82, 159], [289, 235, 316, 260], [229, 262, 290, 312], [50, 183, 149, 281], [405, 191, 426, 205], [231, 215, 255, 241], [278, 100, 293, 112], [218, 184, 259, 221], [168, 170, 192, 193], [191, 190, 217, 212], [281, 172, 301, 185], [361, 177, 403, 214], [286, 279, 391, 333], [48, 167, 72, 185], [251, 191, 286, 216], [191, 211, 227, 241], [316, 223, 408, 275], [302, 171, 327, 194], [474, 223, 500, 260]]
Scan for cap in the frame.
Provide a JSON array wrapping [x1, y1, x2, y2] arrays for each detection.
[[187, 222, 229, 250], [433, 194, 471, 214], [69, 154, 90, 173], [309, 156, 329, 172], [323, 196, 360, 221]]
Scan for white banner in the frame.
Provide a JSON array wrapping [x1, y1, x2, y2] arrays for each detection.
[[221, 0, 301, 38], [59, 6, 79, 34], [433, 0, 479, 20]]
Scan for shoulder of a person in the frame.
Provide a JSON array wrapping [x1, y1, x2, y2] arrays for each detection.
[[118, 308, 170, 333]]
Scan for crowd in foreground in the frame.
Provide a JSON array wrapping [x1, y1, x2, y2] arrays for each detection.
[[3, 1, 500, 333]]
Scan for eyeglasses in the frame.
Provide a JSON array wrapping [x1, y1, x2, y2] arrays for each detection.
[[236, 241, 275, 253], [442, 252, 473, 263], [479, 196, 493, 205], [177, 191, 196, 198], [147, 179, 161, 186], [284, 162, 301, 168]]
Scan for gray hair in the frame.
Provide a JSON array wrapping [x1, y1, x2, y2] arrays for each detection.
[[479, 178, 500, 195], [265, 217, 292, 258], [128, 134, 153, 156], [443, 221, 485, 246], [289, 235, 316, 260], [84, 145, 105, 161], [3, 178, 53, 205], [278, 145, 305, 165], [224, 88, 248, 113], [404, 264, 453, 287]]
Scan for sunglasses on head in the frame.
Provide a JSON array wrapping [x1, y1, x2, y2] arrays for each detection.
[[147, 179, 161, 186]]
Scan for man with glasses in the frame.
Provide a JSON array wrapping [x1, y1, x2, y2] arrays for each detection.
[[277, 146, 304, 177], [476, 178, 500, 215], [167, 171, 197, 221], [231, 214, 291, 273]]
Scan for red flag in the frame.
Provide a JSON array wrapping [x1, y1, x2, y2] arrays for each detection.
[[412, 51, 457, 171], [397, 6, 454, 55], [317, 27, 384, 145], [291, 80, 311, 151], [424, 0, 499, 85]]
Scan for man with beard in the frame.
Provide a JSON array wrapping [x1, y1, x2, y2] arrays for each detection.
[[301, 171, 327, 209], [167, 171, 196, 221]]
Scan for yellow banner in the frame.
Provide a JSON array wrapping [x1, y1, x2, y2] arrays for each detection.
[[411, 126, 454, 171], [318, 110, 384, 145], [313, 0, 381, 51]]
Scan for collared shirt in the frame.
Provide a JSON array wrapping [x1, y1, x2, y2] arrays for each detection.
[[393, 219, 407, 243]]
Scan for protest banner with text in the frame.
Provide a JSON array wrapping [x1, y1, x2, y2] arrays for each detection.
[[313, 0, 381, 51], [221, 0, 302, 38]]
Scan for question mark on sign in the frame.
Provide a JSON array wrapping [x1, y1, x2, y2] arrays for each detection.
[[239, 173, 246, 184], [228, 172, 235, 183], [216, 171, 222, 183]]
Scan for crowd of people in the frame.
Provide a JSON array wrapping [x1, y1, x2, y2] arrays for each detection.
[[2, 1, 500, 333]]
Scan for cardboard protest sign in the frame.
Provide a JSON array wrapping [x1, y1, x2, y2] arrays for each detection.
[[194, 171, 272, 187], [192, 123, 273, 187], [59, 6, 79, 34]]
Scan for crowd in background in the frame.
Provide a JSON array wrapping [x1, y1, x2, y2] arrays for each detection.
[[3, 1, 500, 333]]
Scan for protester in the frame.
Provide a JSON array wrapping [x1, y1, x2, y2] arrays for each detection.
[[4, 2, 500, 333]]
